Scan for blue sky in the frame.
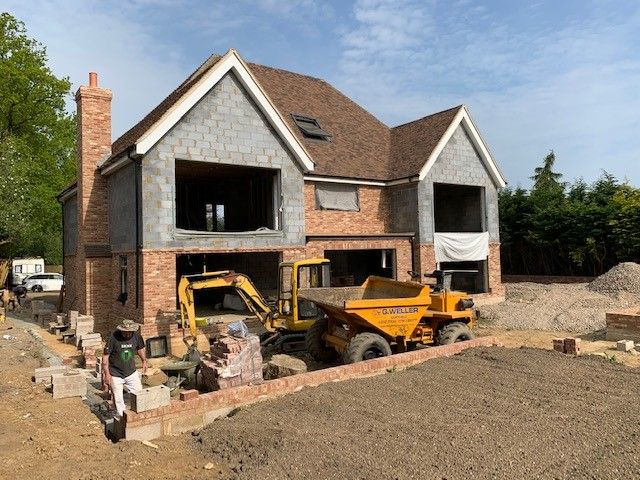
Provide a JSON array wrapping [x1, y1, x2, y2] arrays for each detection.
[[5, 0, 639, 187]]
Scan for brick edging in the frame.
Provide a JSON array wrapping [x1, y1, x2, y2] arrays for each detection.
[[123, 337, 498, 439]]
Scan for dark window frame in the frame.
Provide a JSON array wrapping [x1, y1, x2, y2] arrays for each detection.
[[291, 114, 331, 141]]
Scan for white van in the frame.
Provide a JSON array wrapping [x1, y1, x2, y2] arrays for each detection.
[[12, 258, 45, 286]]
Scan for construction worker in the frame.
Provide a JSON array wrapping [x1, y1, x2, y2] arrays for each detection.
[[102, 319, 147, 417]]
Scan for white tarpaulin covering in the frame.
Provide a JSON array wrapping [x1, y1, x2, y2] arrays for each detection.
[[433, 232, 489, 263], [315, 183, 360, 211]]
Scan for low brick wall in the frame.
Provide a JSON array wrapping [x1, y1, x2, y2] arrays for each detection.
[[502, 274, 595, 284], [122, 336, 498, 441], [606, 307, 640, 342]]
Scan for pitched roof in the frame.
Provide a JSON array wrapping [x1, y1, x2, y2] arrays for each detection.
[[390, 106, 463, 180], [107, 51, 504, 184]]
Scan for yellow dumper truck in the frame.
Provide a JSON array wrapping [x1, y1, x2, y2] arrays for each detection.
[[299, 274, 476, 364]]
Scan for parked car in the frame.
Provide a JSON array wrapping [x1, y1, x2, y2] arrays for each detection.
[[22, 273, 64, 292]]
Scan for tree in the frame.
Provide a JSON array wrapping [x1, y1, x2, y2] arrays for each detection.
[[0, 12, 76, 264], [530, 150, 564, 192]]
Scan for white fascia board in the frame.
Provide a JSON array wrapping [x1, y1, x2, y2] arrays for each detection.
[[303, 175, 418, 187], [417, 106, 506, 188], [303, 175, 386, 186], [133, 49, 314, 172]]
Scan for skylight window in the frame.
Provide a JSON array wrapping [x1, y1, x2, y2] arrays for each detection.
[[291, 114, 331, 141]]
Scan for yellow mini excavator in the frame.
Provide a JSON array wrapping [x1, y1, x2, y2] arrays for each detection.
[[178, 258, 331, 353]]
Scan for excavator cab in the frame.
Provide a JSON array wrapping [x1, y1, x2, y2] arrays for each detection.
[[277, 259, 331, 331]]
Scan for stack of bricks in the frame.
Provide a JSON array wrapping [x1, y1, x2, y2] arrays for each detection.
[[74, 314, 95, 347], [83, 347, 98, 370], [33, 365, 69, 384], [51, 370, 87, 399], [80, 332, 102, 349], [552, 337, 581, 355], [200, 334, 263, 391]]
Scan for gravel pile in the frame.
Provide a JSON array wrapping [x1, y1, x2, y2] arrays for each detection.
[[588, 262, 640, 294], [481, 281, 640, 333]]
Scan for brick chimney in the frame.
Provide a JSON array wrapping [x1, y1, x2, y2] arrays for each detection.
[[74, 72, 112, 317]]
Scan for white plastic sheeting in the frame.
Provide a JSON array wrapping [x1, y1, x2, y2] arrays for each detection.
[[315, 183, 360, 211], [433, 232, 489, 263]]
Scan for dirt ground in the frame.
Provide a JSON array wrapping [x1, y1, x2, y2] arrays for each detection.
[[0, 318, 227, 480], [194, 347, 640, 479], [3, 287, 640, 479]]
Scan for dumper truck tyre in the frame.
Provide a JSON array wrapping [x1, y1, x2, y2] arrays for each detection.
[[436, 322, 475, 345], [306, 317, 337, 363], [343, 332, 392, 364]]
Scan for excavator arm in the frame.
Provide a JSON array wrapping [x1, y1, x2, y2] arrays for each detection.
[[177, 270, 277, 340]]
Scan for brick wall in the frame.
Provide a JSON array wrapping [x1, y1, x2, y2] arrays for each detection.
[[304, 182, 391, 234], [74, 79, 113, 321]]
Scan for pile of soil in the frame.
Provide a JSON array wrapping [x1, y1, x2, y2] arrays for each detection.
[[481, 281, 640, 332], [192, 347, 640, 479], [589, 262, 640, 295]]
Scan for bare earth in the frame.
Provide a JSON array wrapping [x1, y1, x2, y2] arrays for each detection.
[[3, 284, 640, 479]]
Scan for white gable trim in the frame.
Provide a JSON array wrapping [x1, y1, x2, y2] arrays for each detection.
[[417, 106, 506, 188], [133, 49, 315, 172]]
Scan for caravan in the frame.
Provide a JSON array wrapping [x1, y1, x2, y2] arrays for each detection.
[[11, 258, 45, 286]]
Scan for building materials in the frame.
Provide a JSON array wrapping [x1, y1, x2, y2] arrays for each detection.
[[52, 371, 87, 398], [564, 338, 581, 355], [617, 340, 634, 352], [552, 338, 565, 353], [200, 334, 263, 391], [130, 385, 171, 413], [34, 365, 69, 384]]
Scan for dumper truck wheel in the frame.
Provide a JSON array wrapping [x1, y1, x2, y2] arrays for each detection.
[[306, 318, 337, 363], [343, 332, 392, 364], [436, 322, 475, 345]]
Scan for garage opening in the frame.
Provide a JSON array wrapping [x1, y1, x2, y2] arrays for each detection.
[[175, 252, 281, 319], [324, 249, 395, 286], [439, 260, 488, 294], [434, 183, 485, 233], [175, 160, 280, 233]]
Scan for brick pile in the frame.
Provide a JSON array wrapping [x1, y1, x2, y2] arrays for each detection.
[[200, 334, 263, 391], [83, 347, 98, 370], [552, 337, 581, 355]]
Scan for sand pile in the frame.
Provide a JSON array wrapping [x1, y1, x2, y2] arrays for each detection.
[[588, 262, 640, 295]]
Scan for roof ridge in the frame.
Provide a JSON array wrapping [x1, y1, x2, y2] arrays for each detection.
[[392, 104, 464, 130]]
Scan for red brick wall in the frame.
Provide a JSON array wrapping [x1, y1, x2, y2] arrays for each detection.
[[304, 182, 390, 234], [74, 82, 112, 321]]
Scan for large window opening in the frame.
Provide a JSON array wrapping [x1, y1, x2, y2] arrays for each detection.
[[324, 249, 395, 286], [434, 183, 485, 233], [175, 160, 280, 233]]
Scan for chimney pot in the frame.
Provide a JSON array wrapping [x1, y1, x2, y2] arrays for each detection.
[[89, 72, 98, 87]]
